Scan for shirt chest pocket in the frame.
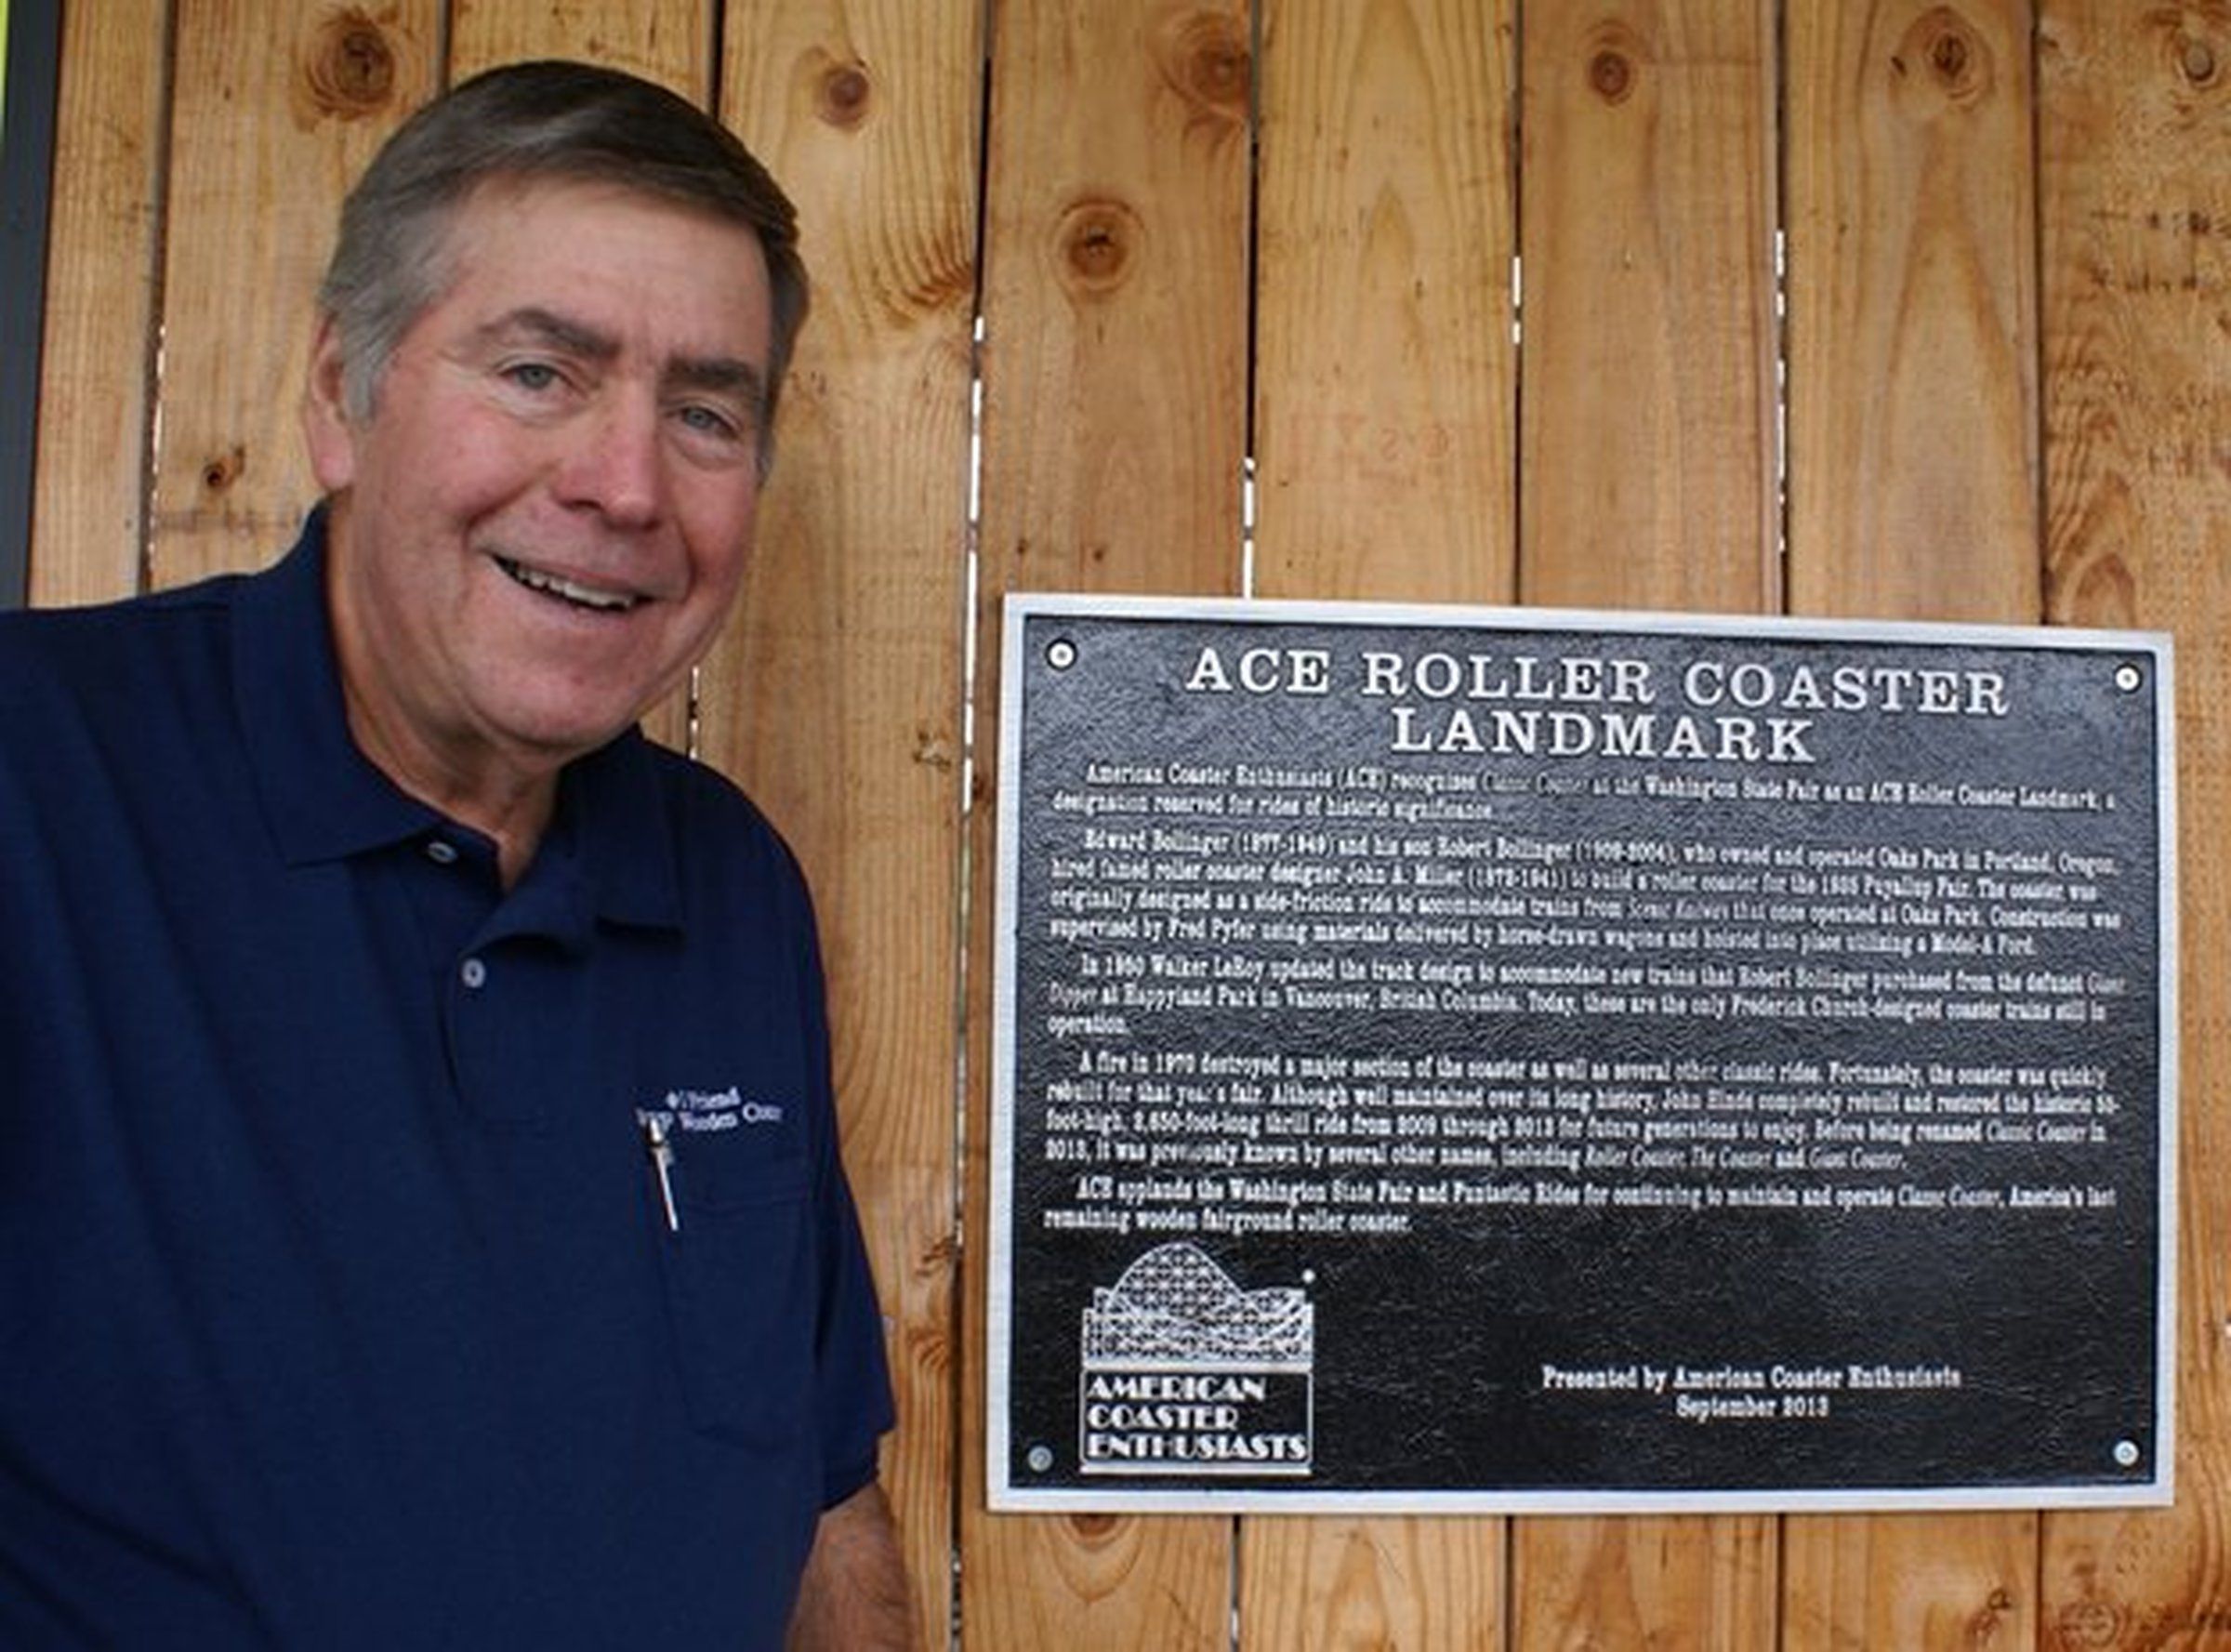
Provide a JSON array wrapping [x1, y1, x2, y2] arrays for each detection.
[[651, 1131, 816, 1449]]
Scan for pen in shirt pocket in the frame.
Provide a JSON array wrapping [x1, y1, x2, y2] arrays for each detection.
[[640, 1112, 680, 1232]]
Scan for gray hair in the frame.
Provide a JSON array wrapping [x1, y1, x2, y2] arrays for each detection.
[[316, 60, 809, 472]]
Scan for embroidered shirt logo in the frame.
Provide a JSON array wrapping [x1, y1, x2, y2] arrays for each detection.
[[648, 1085, 787, 1133]]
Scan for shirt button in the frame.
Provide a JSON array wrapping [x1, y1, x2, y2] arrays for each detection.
[[460, 957, 488, 990], [425, 839, 459, 866]]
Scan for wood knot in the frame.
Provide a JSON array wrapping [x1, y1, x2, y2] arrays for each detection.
[[2052, 1599, 2121, 1648], [301, 10, 395, 120], [2179, 34, 2220, 87], [1932, 31, 1970, 82], [818, 59, 874, 128], [1055, 200, 1143, 296], [912, 725, 956, 770], [201, 445, 246, 495], [1961, 1584, 2020, 1646], [1893, 8, 1992, 108], [1580, 20, 1646, 106], [1068, 1512, 1120, 1540], [1153, 9, 1249, 123], [1589, 49, 1634, 103], [1185, 33, 1248, 109]]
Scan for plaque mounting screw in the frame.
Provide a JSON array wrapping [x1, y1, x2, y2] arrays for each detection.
[[2115, 664, 2143, 693], [2112, 1439, 2141, 1468], [1047, 640, 1078, 671], [1028, 1445, 1055, 1472]]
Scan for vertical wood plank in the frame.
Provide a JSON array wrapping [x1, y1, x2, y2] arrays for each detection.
[[1239, 1517, 1506, 1652], [1517, 0, 1779, 615], [450, 0, 708, 90], [975, 0, 1253, 597], [1522, 1518, 1779, 1652], [1780, 7, 2044, 1645], [2039, 4, 2231, 1643], [711, 7, 981, 1647], [1512, 4, 1779, 1646], [1784, 1514, 2037, 1650], [152, 0, 438, 591], [29, 0, 170, 607], [1250, 0, 1517, 602], [1244, 1, 1515, 1643], [964, 0, 1252, 1645], [1786, 0, 2040, 624]]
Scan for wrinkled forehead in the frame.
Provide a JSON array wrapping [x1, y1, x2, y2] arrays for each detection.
[[425, 174, 775, 349]]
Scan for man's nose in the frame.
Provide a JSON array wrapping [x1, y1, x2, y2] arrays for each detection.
[[556, 391, 667, 526]]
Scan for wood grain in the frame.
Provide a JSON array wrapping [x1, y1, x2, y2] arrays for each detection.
[[449, 0, 706, 90], [711, 7, 981, 1647], [1783, 1513, 2037, 1650], [963, 0, 1252, 1645], [1517, 0, 1779, 616], [1240, 1516, 1508, 1652], [1523, 1515, 1778, 1651], [151, 0, 438, 590], [1250, 0, 1517, 605], [1785, 0, 2040, 624], [2039, 3, 2231, 1644], [30, 0, 169, 606]]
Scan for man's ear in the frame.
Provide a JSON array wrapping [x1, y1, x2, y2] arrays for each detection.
[[301, 314, 360, 494]]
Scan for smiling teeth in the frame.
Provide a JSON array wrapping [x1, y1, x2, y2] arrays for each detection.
[[499, 558, 640, 612]]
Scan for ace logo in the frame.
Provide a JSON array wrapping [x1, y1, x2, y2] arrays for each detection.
[[1076, 1243, 1314, 1476]]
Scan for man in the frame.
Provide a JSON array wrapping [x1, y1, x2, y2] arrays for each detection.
[[0, 61, 908, 1647]]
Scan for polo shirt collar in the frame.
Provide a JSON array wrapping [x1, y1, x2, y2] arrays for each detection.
[[234, 511, 684, 934], [548, 727, 685, 935]]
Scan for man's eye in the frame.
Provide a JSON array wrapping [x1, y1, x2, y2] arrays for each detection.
[[676, 403, 744, 442], [502, 361, 563, 392]]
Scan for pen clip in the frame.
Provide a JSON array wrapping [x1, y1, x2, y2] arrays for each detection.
[[640, 1112, 680, 1233]]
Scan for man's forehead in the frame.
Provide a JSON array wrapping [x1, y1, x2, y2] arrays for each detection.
[[434, 182, 774, 357]]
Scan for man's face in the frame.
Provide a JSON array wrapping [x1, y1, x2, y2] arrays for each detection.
[[305, 176, 776, 789]]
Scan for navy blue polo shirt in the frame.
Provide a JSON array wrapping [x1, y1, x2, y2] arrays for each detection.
[[0, 517, 892, 1647]]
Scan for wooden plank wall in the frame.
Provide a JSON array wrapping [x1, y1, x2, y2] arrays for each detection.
[[26, 1, 2229, 1645]]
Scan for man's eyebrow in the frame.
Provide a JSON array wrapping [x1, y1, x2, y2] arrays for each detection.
[[474, 307, 766, 416], [476, 306, 620, 362], [664, 354, 770, 419]]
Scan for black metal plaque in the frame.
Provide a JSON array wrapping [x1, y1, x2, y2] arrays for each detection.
[[988, 596, 2174, 1513]]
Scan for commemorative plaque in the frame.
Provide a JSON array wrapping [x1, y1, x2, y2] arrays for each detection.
[[987, 596, 2175, 1513]]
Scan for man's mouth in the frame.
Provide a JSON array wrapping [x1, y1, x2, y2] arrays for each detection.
[[495, 556, 643, 613]]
